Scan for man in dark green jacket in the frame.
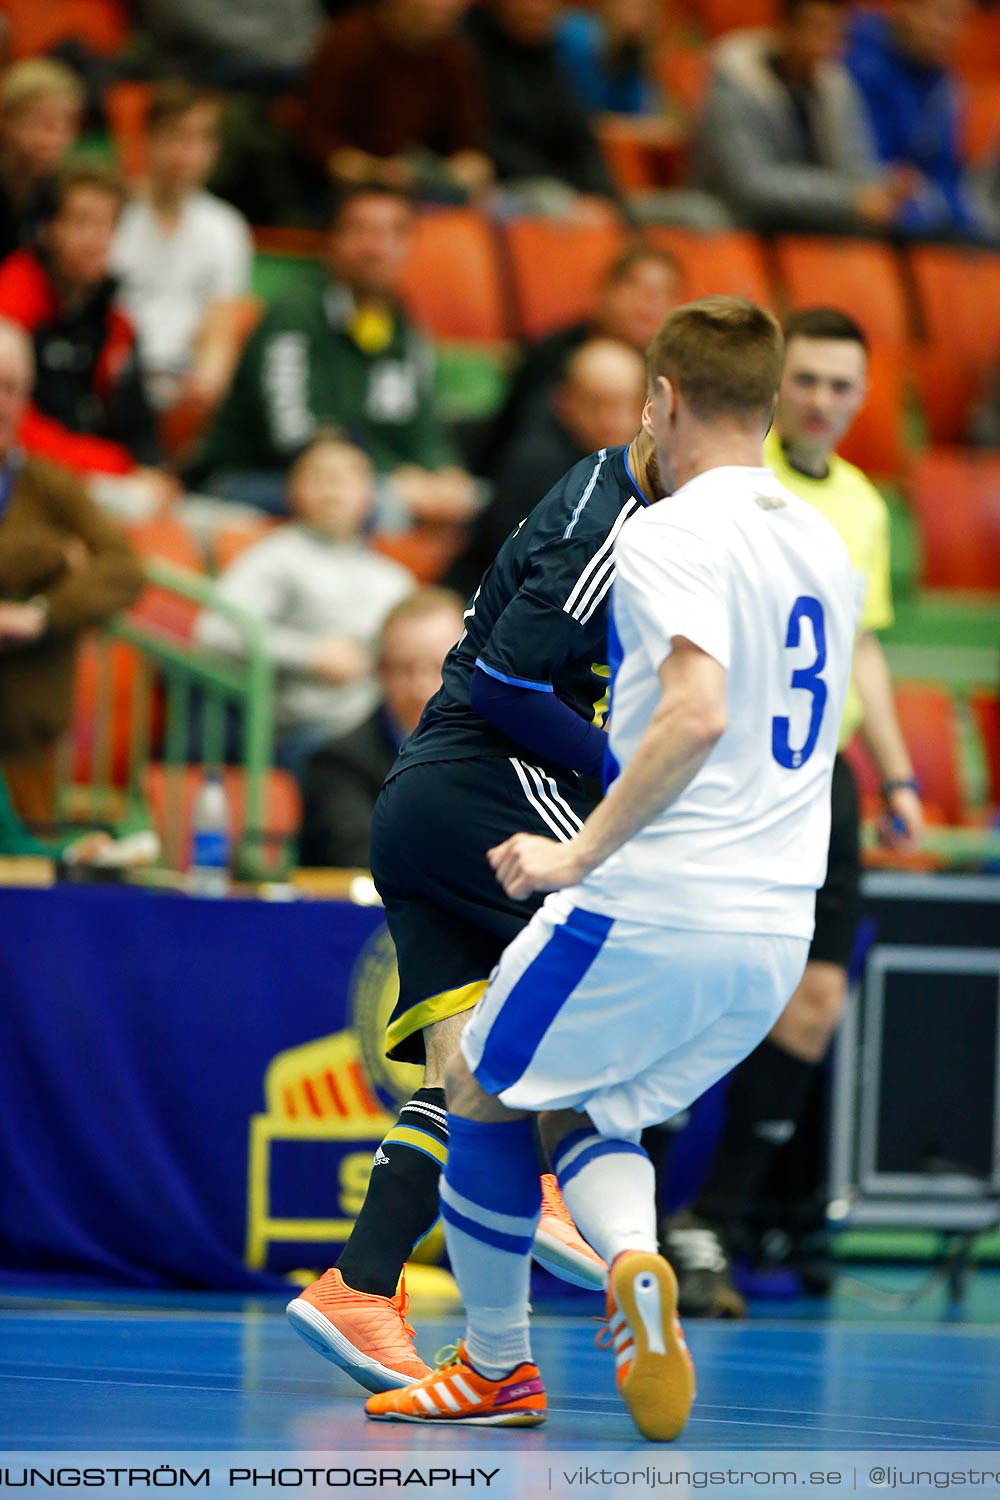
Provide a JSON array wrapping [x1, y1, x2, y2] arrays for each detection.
[[193, 184, 478, 527]]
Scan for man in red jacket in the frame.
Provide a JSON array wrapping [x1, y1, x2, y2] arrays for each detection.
[[0, 161, 174, 510]]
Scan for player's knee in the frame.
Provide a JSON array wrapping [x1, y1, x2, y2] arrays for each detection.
[[773, 961, 847, 1059]]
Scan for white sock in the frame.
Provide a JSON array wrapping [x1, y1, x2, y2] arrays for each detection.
[[553, 1130, 657, 1265]]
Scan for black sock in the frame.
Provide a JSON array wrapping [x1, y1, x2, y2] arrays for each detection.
[[694, 1041, 817, 1233], [336, 1087, 448, 1298]]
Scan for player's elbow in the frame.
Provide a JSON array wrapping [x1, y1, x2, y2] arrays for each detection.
[[688, 704, 727, 750]]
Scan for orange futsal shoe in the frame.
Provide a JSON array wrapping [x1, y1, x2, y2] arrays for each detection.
[[365, 1342, 547, 1428], [286, 1267, 431, 1393], [532, 1174, 608, 1290], [598, 1251, 696, 1442]]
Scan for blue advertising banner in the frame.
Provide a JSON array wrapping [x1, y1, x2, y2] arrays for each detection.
[[0, 885, 416, 1290]]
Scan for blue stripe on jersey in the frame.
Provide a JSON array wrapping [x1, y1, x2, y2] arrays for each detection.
[[563, 449, 607, 539], [472, 906, 615, 1096], [623, 448, 652, 506], [602, 610, 624, 792], [475, 657, 554, 693]]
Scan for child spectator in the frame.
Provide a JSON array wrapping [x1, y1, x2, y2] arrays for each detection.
[[192, 183, 478, 526], [0, 61, 84, 263], [300, 586, 465, 866], [0, 318, 143, 823], [304, 0, 493, 203], [112, 82, 254, 412], [195, 432, 415, 777], [0, 162, 174, 513]]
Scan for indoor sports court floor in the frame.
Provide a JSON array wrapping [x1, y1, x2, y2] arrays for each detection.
[[2, 1273, 999, 1454]]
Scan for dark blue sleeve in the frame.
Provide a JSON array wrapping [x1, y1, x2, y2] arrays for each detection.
[[470, 662, 606, 777]]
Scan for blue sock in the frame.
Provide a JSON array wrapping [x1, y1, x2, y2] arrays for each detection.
[[440, 1114, 542, 1380], [553, 1129, 657, 1265]]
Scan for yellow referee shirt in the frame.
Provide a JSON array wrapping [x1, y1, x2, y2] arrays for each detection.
[[764, 429, 893, 747]]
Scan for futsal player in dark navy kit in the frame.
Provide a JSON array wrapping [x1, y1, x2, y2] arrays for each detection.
[[286, 431, 662, 1393]]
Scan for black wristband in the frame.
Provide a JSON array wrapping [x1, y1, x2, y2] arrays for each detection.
[[882, 777, 919, 799]]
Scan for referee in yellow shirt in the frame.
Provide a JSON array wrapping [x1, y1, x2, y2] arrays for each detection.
[[663, 307, 925, 1317]]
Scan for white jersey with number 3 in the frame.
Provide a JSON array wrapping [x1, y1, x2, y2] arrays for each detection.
[[574, 464, 859, 940]]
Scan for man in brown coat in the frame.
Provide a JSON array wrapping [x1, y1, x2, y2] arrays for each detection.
[[0, 318, 144, 821]]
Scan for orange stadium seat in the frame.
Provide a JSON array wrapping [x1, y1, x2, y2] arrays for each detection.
[[657, 45, 711, 119], [104, 81, 152, 182], [143, 764, 302, 873], [836, 345, 907, 479], [697, 0, 778, 35], [907, 448, 1000, 592], [6, 0, 128, 58], [970, 692, 1000, 806], [397, 210, 510, 342], [844, 683, 967, 826], [962, 77, 1000, 165], [773, 236, 911, 351], [210, 520, 281, 575], [503, 218, 628, 339], [126, 516, 206, 640], [954, 6, 1000, 78], [645, 228, 773, 305], [909, 245, 1000, 442]]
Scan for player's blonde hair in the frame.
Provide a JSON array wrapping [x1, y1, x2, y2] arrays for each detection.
[[646, 296, 783, 427]]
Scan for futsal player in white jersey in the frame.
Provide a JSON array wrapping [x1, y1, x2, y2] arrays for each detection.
[[364, 297, 859, 1443]]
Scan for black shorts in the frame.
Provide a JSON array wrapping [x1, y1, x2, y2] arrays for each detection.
[[371, 756, 599, 1062], [809, 753, 860, 969], [370, 755, 595, 1064]]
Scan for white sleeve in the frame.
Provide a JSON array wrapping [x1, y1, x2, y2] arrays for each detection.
[[614, 519, 731, 671], [211, 212, 254, 300]]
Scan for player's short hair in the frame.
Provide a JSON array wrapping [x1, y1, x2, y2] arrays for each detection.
[[329, 180, 416, 227], [381, 586, 465, 644], [605, 243, 683, 290], [783, 306, 869, 353], [646, 296, 784, 425], [147, 79, 221, 133], [1, 59, 85, 117], [49, 159, 128, 217]]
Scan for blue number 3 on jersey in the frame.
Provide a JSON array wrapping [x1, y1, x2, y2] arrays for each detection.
[[772, 595, 828, 770]]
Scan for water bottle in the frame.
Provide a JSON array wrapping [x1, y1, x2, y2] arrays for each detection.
[[189, 770, 231, 897]]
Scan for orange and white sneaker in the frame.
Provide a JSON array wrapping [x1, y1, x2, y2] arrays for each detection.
[[597, 1251, 696, 1442], [532, 1174, 608, 1290], [365, 1342, 546, 1428], [286, 1268, 431, 1393]]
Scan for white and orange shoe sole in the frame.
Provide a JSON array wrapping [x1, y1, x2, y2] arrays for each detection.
[[286, 1296, 426, 1394], [608, 1253, 696, 1442]]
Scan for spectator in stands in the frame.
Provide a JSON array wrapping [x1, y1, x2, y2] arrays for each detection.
[[479, 244, 683, 474], [192, 184, 479, 526], [450, 336, 646, 594], [0, 162, 175, 515], [134, 0, 326, 93], [661, 307, 924, 1318], [195, 432, 415, 778], [465, 0, 619, 219], [0, 319, 143, 823], [112, 82, 254, 414], [694, 0, 920, 234], [846, 0, 988, 242], [0, 61, 83, 263], [557, 0, 662, 115], [300, 587, 464, 866], [303, 0, 493, 204]]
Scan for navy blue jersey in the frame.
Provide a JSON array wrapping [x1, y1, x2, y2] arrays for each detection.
[[392, 444, 650, 775]]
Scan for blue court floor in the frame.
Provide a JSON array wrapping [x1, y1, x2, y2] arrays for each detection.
[[2, 1272, 999, 1457]]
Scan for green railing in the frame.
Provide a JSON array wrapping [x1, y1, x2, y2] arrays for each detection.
[[57, 560, 287, 879]]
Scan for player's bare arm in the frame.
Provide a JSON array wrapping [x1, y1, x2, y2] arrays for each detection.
[[489, 638, 727, 899], [852, 630, 924, 850]]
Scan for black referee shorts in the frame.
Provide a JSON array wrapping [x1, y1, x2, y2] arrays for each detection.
[[370, 755, 595, 1065], [809, 753, 861, 970]]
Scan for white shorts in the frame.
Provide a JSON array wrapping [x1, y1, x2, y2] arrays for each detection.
[[460, 892, 809, 1141]]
